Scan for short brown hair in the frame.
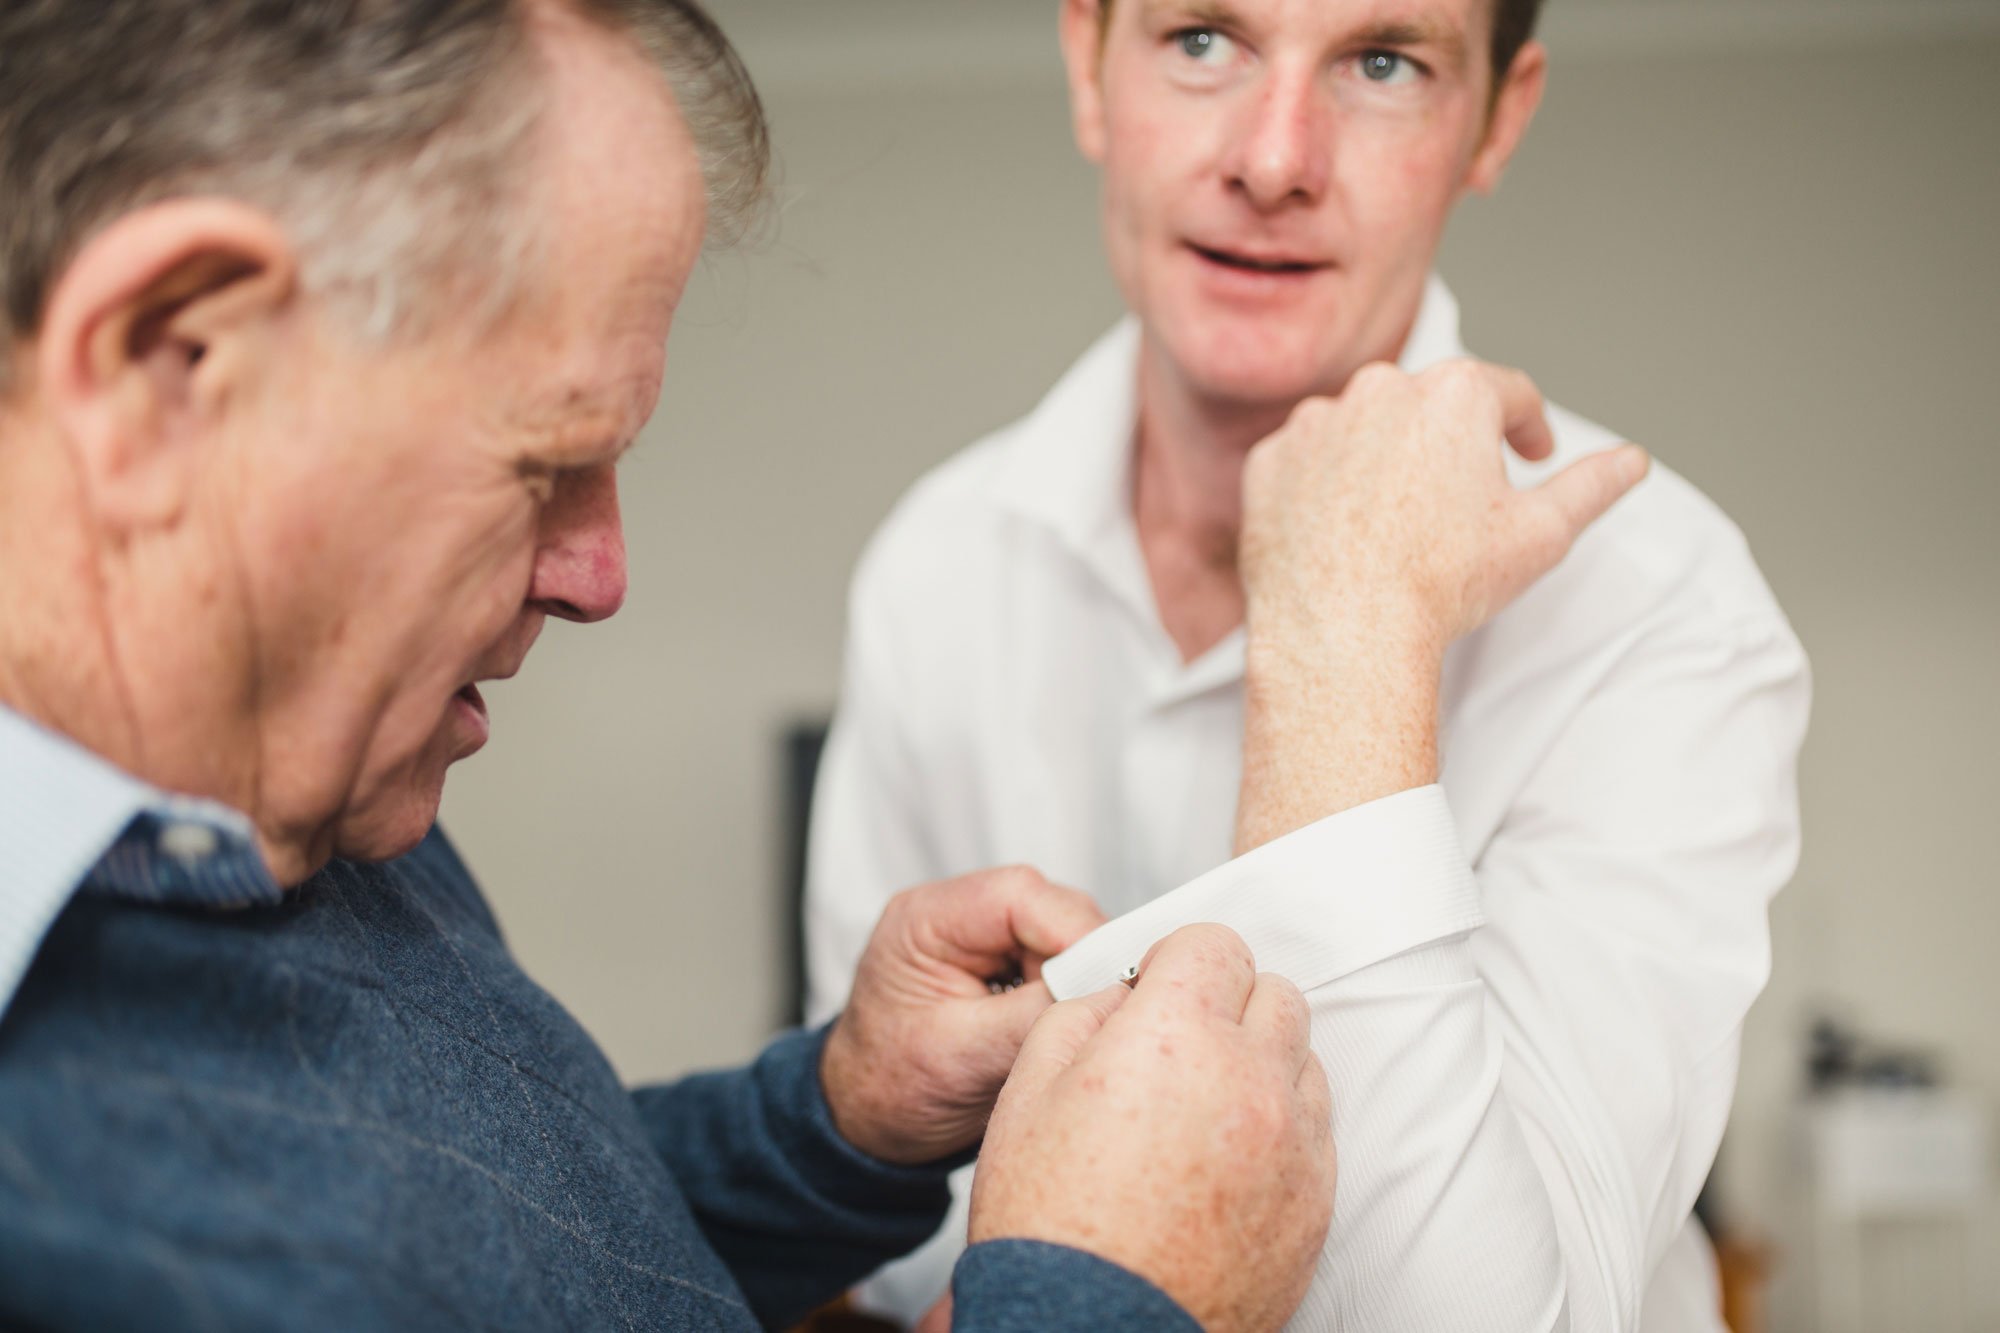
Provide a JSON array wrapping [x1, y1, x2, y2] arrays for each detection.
[[0, 0, 768, 391], [1489, 0, 1546, 82]]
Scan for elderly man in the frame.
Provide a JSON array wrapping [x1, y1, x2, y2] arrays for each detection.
[[805, 0, 1811, 1329], [0, 2, 1363, 1329]]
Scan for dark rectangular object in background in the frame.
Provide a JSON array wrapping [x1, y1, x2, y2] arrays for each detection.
[[779, 718, 831, 1029]]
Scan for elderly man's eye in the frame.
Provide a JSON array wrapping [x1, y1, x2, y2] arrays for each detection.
[[1174, 27, 1238, 64], [1358, 50, 1419, 84]]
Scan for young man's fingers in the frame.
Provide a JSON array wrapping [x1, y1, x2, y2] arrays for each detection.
[[1480, 363, 1555, 463], [1531, 444, 1650, 545]]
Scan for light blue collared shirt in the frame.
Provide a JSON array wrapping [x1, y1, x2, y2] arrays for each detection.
[[0, 704, 279, 1019]]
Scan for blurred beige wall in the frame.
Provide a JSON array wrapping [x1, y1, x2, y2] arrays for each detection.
[[439, 5, 2000, 1325]]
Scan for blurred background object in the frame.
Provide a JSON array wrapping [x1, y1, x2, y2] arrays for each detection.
[[439, 1, 2000, 1327], [1804, 1080, 1990, 1333]]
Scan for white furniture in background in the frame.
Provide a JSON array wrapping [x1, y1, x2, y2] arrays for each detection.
[[1806, 1088, 1992, 1333]]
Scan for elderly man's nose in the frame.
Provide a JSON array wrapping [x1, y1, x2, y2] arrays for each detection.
[[1230, 71, 1327, 209], [530, 464, 628, 624]]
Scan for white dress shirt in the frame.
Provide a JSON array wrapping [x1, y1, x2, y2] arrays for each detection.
[[804, 277, 1810, 1332]]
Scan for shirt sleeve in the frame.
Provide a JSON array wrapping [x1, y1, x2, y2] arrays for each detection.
[[629, 1024, 963, 1331], [1044, 613, 1809, 1333]]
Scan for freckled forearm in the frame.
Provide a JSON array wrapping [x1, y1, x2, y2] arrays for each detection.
[[1234, 596, 1444, 855]]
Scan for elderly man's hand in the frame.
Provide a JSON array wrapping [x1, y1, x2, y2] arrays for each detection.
[[819, 866, 1106, 1164], [1234, 360, 1650, 849], [969, 924, 1335, 1333]]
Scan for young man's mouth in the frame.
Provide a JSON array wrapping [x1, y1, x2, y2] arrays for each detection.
[[1189, 242, 1329, 275]]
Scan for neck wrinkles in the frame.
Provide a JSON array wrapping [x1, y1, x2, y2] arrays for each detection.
[[0, 423, 281, 857], [0, 428, 144, 764]]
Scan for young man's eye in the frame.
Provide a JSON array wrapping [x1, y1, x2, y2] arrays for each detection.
[[1174, 27, 1238, 64], [1357, 50, 1419, 84]]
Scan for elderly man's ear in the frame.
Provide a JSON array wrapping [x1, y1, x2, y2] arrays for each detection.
[[34, 199, 298, 533]]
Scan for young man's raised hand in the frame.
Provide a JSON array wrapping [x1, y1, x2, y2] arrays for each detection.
[[1236, 360, 1650, 850]]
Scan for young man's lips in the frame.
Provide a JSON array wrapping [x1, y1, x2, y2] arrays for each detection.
[[1188, 242, 1330, 274], [454, 682, 487, 719]]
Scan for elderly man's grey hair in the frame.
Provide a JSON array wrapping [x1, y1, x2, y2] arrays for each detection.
[[0, 0, 769, 395]]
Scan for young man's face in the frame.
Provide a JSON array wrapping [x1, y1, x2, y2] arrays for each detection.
[[1061, 0, 1544, 410]]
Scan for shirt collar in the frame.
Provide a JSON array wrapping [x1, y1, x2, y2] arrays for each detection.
[[991, 274, 1469, 682], [0, 704, 278, 1020]]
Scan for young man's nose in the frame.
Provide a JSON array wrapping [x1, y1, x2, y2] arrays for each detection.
[[1227, 66, 1329, 210], [529, 463, 628, 624]]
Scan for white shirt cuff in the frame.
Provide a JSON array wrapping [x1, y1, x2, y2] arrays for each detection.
[[1042, 785, 1483, 1000]]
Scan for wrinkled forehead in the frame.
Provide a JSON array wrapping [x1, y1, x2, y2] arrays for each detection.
[[505, 3, 707, 442]]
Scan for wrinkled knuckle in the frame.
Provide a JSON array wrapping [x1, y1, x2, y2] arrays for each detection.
[[1277, 977, 1311, 1033], [1302, 1058, 1333, 1119], [966, 864, 1032, 908], [994, 862, 1047, 892], [1348, 360, 1398, 395], [1527, 502, 1573, 560], [1057, 881, 1097, 912], [1290, 393, 1336, 426], [1182, 921, 1252, 969], [1244, 432, 1281, 477], [1242, 440, 1289, 503], [1300, 1045, 1330, 1087], [1426, 357, 1487, 404], [1263, 969, 1305, 1002]]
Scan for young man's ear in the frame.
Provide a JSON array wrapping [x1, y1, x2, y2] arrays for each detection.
[[1467, 40, 1548, 195], [34, 198, 298, 533], [1059, 0, 1111, 165]]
